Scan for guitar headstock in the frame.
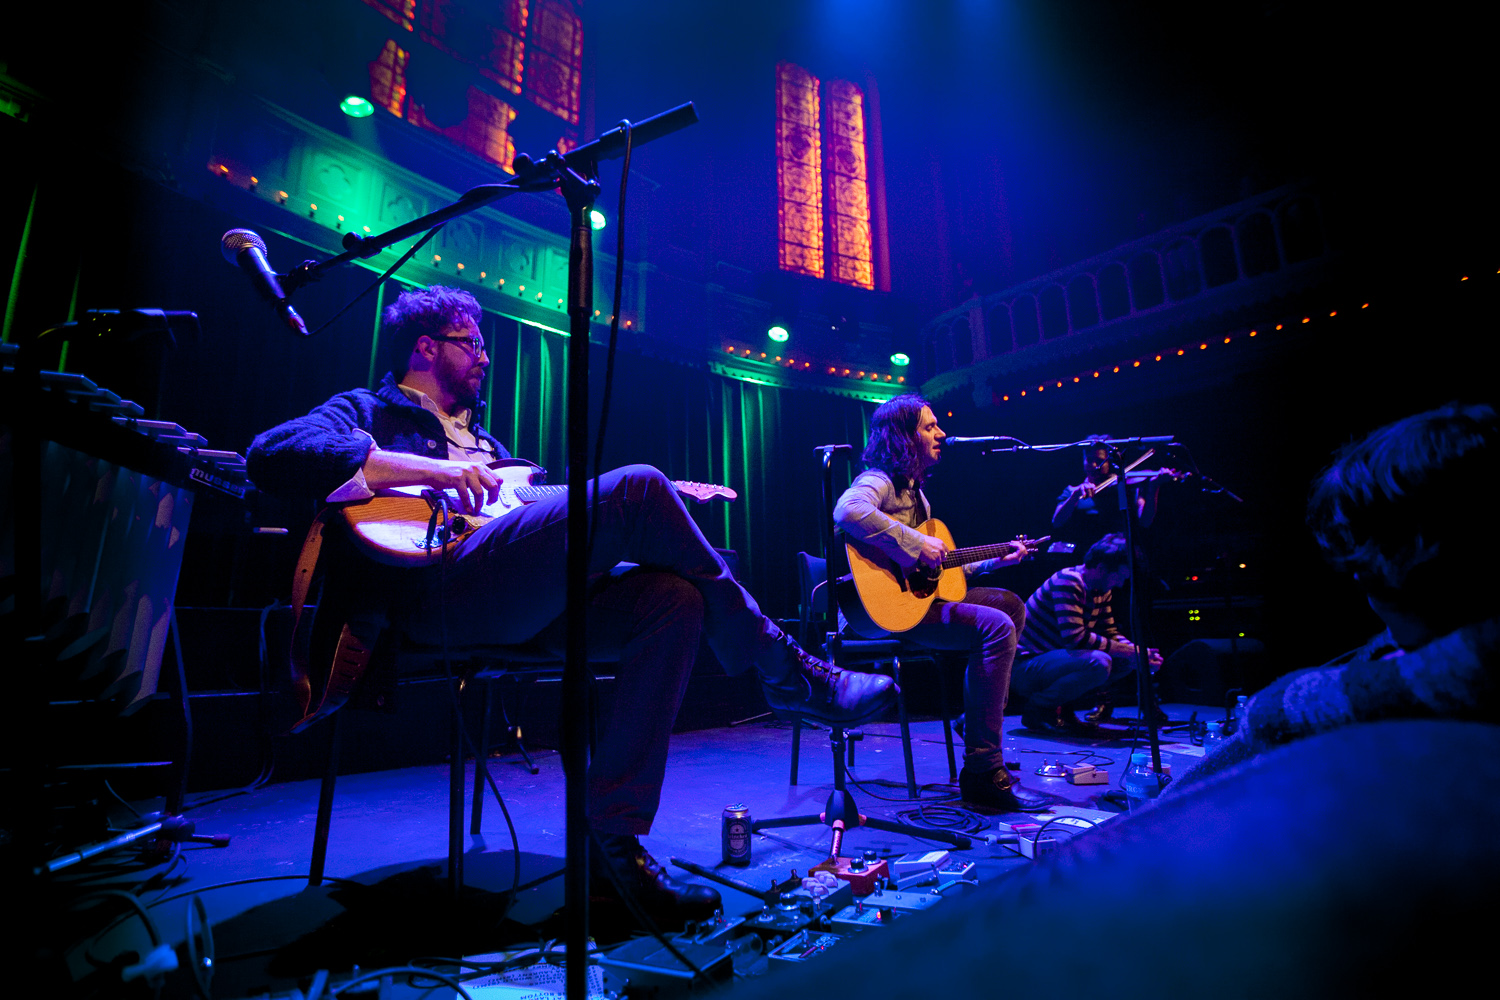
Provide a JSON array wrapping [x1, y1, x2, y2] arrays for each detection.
[[1013, 535, 1051, 559], [675, 481, 739, 503]]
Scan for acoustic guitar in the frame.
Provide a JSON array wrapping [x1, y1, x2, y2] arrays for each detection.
[[339, 458, 737, 566], [839, 519, 1049, 637]]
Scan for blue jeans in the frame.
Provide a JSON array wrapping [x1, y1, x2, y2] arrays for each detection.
[[1010, 647, 1134, 710], [400, 465, 778, 834], [901, 588, 1023, 772]]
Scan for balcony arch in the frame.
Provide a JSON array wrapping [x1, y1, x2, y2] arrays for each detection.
[[1200, 225, 1239, 287], [1236, 210, 1280, 276], [1039, 284, 1069, 340], [985, 301, 1014, 354], [1162, 238, 1202, 301], [1128, 252, 1165, 310]]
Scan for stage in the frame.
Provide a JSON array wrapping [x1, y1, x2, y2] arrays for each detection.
[[55, 704, 1215, 997]]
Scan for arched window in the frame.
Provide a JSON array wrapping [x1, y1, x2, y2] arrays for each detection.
[[775, 62, 825, 280], [363, 0, 581, 174], [777, 63, 885, 290]]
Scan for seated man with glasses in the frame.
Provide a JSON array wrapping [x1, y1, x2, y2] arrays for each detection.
[[247, 285, 894, 929]]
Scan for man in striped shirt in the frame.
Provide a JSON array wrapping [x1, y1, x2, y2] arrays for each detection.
[[1012, 533, 1161, 734]]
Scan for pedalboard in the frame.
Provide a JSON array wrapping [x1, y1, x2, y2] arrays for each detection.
[[767, 930, 844, 965], [858, 885, 945, 913], [829, 899, 903, 932], [600, 936, 734, 993], [1018, 834, 1063, 860], [810, 853, 889, 896], [1065, 763, 1110, 785], [936, 857, 976, 883], [888, 849, 948, 889], [743, 896, 815, 936]]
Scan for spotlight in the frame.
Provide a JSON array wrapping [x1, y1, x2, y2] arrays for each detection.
[[890, 352, 910, 366], [590, 209, 607, 231], [768, 325, 790, 342], [340, 95, 374, 118]]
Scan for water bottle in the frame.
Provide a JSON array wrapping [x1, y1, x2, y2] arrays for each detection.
[[1122, 752, 1164, 810], [1203, 720, 1226, 749], [1233, 695, 1250, 736]]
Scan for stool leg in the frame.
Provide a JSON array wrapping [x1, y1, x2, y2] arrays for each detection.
[[790, 717, 802, 785], [894, 658, 917, 799], [502, 675, 540, 775], [936, 658, 958, 783], [309, 712, 342, 888], [471, 678, 493, 835], [449, 683, 465, 897]]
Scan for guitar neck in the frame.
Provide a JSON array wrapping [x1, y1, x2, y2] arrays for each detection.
[[941, 541, 1020, 568]]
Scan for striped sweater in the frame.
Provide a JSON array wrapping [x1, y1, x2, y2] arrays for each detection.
[[1017, 566, 1132, 658]]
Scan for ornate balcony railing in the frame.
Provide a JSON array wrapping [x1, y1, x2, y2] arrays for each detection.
[[918, 182, 1335, 403]]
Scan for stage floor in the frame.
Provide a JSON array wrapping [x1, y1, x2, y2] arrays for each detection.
[[60, 705, 1218, 998]]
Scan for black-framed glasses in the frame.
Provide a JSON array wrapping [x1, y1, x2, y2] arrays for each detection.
[[438, 333, 488, 357]]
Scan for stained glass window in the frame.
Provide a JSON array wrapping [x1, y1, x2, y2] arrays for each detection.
[[362, 0, 576, 170], [361, 0, 416, 32], [824, 80, 874, 290], [525, 0, 583, 125], [408, 88, 519, 173], [777, 64, 879, 289], [369, 39, 409, 117], [776, 62, 824, 280], [480, 0, 529, 96]]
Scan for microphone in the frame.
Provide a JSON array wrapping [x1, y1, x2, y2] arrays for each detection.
[[220, 229, 308, 335], [943, 436, 1020, 448]]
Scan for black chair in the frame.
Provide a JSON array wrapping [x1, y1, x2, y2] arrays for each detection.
[[792, 551, 960, 796], [749, 446, 974, 854], [298, 622, 568, 895], [286, 517, 572, 897]]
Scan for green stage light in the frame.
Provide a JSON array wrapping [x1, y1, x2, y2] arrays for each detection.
[[768, 325, 790, 342], [890, 352, 910, 366], [341, 95, 374, 118], [590, 209, 607, 230]]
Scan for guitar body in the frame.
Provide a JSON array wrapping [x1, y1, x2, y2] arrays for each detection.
[[339, 459, 736, 566], [842, 518, 968, 637]]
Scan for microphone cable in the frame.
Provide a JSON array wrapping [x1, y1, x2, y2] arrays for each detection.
[[300, 223, 447, 339], [586, 119, 634, 565]]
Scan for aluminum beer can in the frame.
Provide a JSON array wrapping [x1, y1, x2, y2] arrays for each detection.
[[722, 803, 752, 866]]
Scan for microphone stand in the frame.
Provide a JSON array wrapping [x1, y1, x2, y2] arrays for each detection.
[[970, 435, 1176, 779], [1103, 441, 1167, 782], [254, 102, 699, 1000]]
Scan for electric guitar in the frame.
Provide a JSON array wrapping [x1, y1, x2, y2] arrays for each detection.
[[838, 519, 1049, 637], [339, 458, 737, 566]]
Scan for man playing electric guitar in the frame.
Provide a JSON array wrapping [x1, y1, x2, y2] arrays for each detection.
[[248, 286, 895, 928], [834, 394, 1048, 812]]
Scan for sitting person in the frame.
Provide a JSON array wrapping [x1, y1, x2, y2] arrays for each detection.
[[1174, 400, 1500, 791], [724, 403, 1500, 1000], [834, 394, 1047, 811], [1011, 533, 1162, 735], [246, 285, 896, 926]]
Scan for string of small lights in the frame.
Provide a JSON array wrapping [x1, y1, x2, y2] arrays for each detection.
[[719, 342, 911, 386], [994, 301, 1371, 404], [989, 267, 1493, 404]]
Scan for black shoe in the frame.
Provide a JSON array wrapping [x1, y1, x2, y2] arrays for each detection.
[[759, 630, 897, 725], [591, 834, 721, 927], [1083, 702, 1113, 725], [1022, 705, 1103, 737], [959, 764, 1049, 812]]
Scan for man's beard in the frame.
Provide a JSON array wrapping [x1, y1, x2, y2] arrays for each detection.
[[444, 368, 482, 410]]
